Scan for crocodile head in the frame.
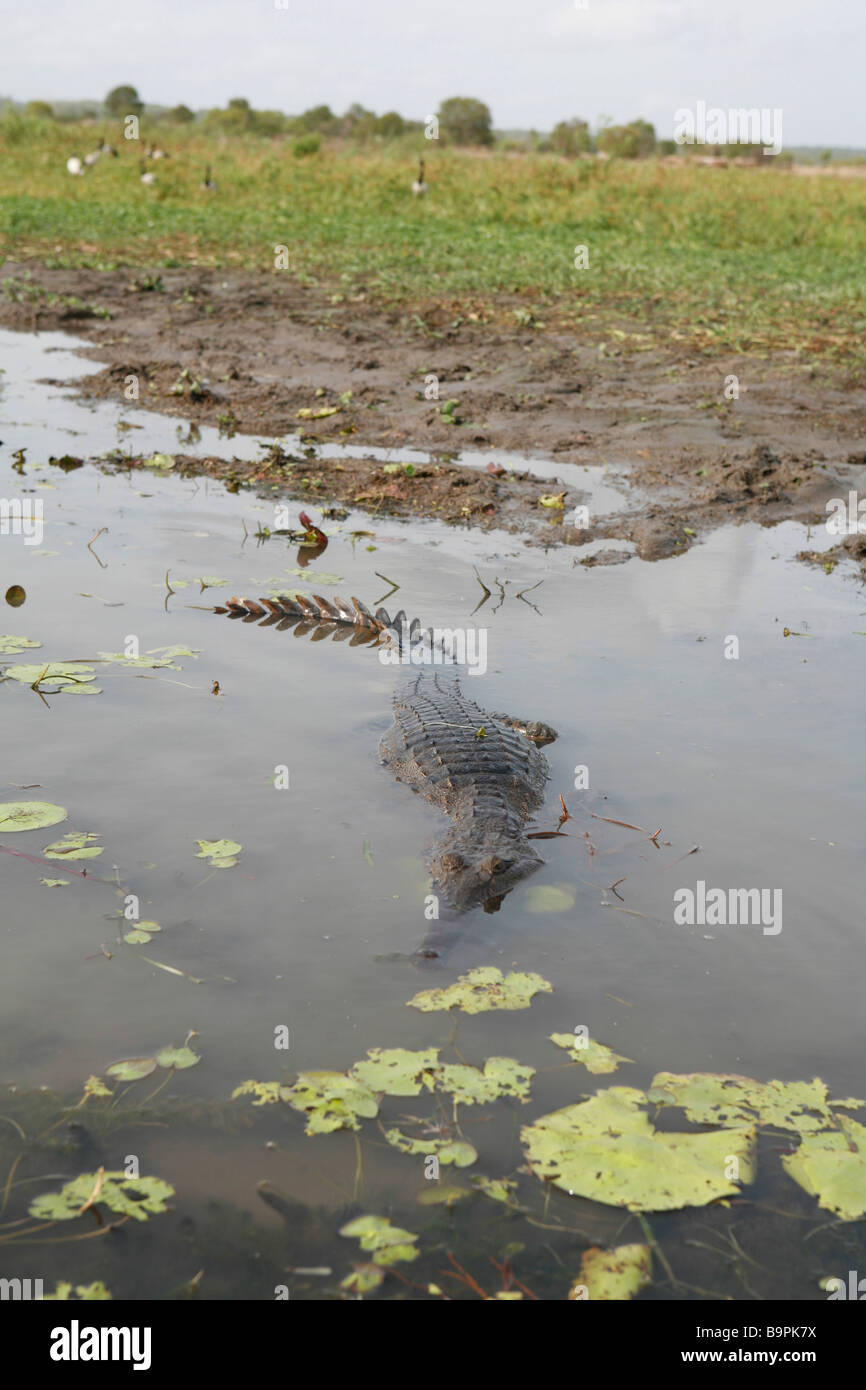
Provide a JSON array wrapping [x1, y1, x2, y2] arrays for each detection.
[[429, 835, 542, 913]]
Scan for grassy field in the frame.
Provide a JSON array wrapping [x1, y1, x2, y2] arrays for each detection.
[[1, 116, 865, 361]]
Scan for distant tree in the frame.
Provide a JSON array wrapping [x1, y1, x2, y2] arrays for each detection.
[[598, 118, 656, 159], [820, 148, 833, 164], [166, 104, 195, 124], [374, 110, 405, 138], [438, 96, 494, 146], [549, 118, 592, 157], [341, 104, 377, 138], [296, 104, 337, 134], [228, 97, 250, 111], [105, 85, 143, 118], [25, 100, 55, 119], [657, 138, 677, 156]]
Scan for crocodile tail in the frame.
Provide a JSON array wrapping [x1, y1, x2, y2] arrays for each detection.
[[213, 591, 450, 658]]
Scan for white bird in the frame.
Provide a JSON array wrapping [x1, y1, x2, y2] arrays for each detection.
[[66, 156, 84, 176], [201, 165, 216, 191], [147, 143, 168, 160], [411, 158, 427, 196], [139, 160, 156, 186], [83, 149, 101, 167]]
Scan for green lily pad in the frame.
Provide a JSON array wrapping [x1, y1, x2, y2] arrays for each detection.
[[43, 832, 103, 861], [232, 1080, 284, 1106], [3, 661, 97, 688], [522, 1086, 755, 1212], [573, 1244, 652, 1300], [415, 1185, 471, 1206], [550, 1033, 633, 1075], [197, 577, 227, 588], [339, 1213, 419, 1264], [648, 1072, 860, 1136], [147, 645, 201, 659], [155, 1045, 200, 1070], [0, 800, 67, 832], [471, 1176, 520, 1205], [282, 1070, 379, 1134], [436, 1057, 535, 1107], [340, 1263, 385, 1294], [782, 1116, 866, 1220], [0, 635, 41, 654], [97, 651, 180, 669], [407, 966, 553, 1014], [29, 1172, 174, 1223], [44, 1281, 112, 1301], [105, 1057, 157, 1081], [195, 837, 242, 868], [350, 1047, 440, 1097], [384, 1130, 477, 1167], [40, 878, 70, 887]]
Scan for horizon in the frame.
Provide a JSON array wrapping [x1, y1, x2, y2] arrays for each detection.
[[1, 0, 861, 148]]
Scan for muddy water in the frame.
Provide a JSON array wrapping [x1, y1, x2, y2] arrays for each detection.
[[1, 327, 864, 1300]]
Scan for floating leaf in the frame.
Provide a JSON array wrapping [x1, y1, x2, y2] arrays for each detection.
[[783, 1116, 866, 1220], [232, 1080, 284, 1106], [124, 929, 154, 944], [471, 1176, 520, 1205], [415, 1185, 471, 1206], [80, 1075, 112, 1101], [522, 1086, 755, 1211], [97, 650, 180, 669], [0, 800, 67, 832], [539, 493, 566, 509], [155, 1045, 200, 1070], [550, 1033, 633, 1075], [297, 406, 339, 419], [105, 1057, 157, 1082], [349, 1046, 440, 1097], [437, 1057, 535, 1107], [143, 453, 175, 469], [340, 1263, 385, 1294], [3, 661, 96, 689], [525, 884, 575, 913], [384, 1129, 477, 1167], [0, 634, 41, 654], [43, 831, 103, 861], [197, 577, 228, 588], [572, 1244, 652, 1300], [40, 878, 70, 887], [282, 1071, 379, 1134], [44, 1281, 112, 1301], [339, 1213, 419, 1264], [648, 1072, 859, 1137], [147, 645, 201, 660], [407, 966, 553, 1014], [195, 837, 242, 868], [29, 1171, 174, 1223]]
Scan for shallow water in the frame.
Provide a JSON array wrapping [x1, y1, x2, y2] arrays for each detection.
[[1, 327, 864, 1300]]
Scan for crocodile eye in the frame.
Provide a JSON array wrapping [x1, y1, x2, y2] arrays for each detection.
[[492, 857, 514, 875], [440, 853, 465, 872]]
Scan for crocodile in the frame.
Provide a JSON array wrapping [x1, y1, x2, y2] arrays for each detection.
[[214, 592, 557, 957]]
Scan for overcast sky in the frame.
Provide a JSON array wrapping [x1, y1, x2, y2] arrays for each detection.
[[1, 0, 860, 144]]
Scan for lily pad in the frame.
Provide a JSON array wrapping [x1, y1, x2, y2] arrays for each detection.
[[339, 1263, 385, 1294], [415, 1185, 471, 1206], [105, 1057, 157, 1081], [436, 1057, 535, 1107], [471, 1176, 520, 1205], [97, 650, 180, 669], [155, 1045, 200, 1070], [0, 634, 41, 654], [648, 1072, 860, 1136], [407, 966, 553, 1014], [29, 1171, 174, 1223], [281, 1070, 379, 1134], [44, 1281, 112, 1301], [522, 1085, 755, 1212], [782, 1116, 866, 1220], [195, 837, 242, 868], [384, 1129, 477, 1167], [40, 877, 70, 887], [350, 1047, 440, 1097], [232, 1080, 284, 1106], [3, 661, 96, 689], [0, 800, 67, 832], [572, 1244, 652, 1300], [43, 831, 103, 861], [550, 1033, 633, 1075], [525, 884, 575, 912], [338, 1213, 419, 1265], [143, 453, 175, 469]]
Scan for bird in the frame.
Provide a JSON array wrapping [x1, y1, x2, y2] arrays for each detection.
[[146, 143, 168, 160], [139, 160, 156, 186], [66, 156, 84, 176], [201, 165, 216, 192], [411, 158, 427, 196], [83, 149, 101, 168]]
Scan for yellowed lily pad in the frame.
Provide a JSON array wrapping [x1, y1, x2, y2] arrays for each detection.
[[195, 837, 242, 868], [525, 884, 575, 912], [572, 1244, 652, 1300], [384, 1129, 477, 1167], [550, 1033, 633, 1075], [44, 1281, 112, 1300], [407, 966, 553, 1014], [30, 1172, 174, 1223], [522, 1086, 755, 1212], [782, 1116, 866, 1220], [43, 831, 103, 861], [339, 1213, 418, 1265], [437, 1057, 535, 1106], [349, 1047, 440, 1097], [340, 1263, 385, 1294], [648, 1072, 861, 1136], [282, 1070, 379, 1134], [231, 1080, 284, 1106], [0, 635, 41, 654], [4, 661, 97, 689], [0, 800, 67, 832]]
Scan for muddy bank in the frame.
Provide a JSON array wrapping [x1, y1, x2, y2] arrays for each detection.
[[3, 261, 864, 558]]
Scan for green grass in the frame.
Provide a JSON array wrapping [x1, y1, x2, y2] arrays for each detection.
[[1, 116, 865, 360]]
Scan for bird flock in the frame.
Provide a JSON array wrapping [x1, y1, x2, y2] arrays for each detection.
[[65, 142, 429, 197]]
